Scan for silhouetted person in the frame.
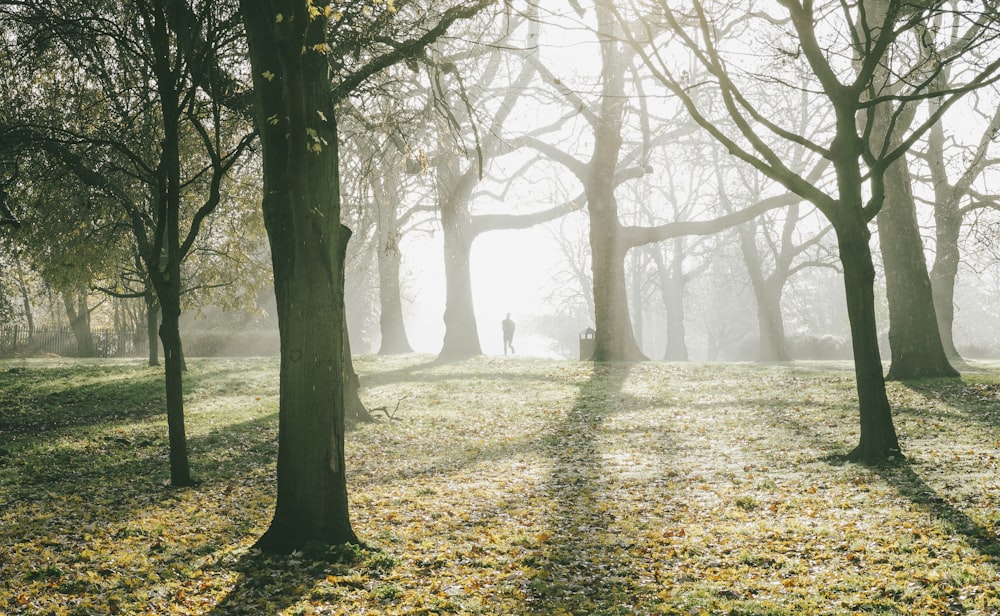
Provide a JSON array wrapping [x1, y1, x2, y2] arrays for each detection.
[[502, 313, 515, 355]]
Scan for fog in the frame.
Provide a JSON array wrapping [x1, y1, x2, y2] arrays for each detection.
[[5, 0, 1000, 367]]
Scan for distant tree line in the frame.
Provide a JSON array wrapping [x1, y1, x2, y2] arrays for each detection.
[[2, 0, 1000, 552]]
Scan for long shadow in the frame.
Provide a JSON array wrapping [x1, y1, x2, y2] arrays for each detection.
[[0, 362, 166, 442], [524, 362, 641, 613], [205, 544, 365, 616], [759, 372, 1000, 565], [872, 461, 1000, 561]]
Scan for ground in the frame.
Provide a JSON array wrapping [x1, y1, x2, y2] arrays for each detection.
[[1, 355, 999, 615]]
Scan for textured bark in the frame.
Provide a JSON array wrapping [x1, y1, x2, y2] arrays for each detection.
[[241, 0, 357, 551], [838, 225, 901, 463], [146, 3, 193, 487], [654, 240, 689, 361], [375, 214, 412, 354], [144, 289, 160, 367], [864, 92, 956, 380], [737, 224, 791, 362], [438, 167, 482, 359], [876, 150, 957, 380]]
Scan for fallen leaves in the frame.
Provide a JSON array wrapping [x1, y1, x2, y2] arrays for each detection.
[[2, 356, 1000, 614]]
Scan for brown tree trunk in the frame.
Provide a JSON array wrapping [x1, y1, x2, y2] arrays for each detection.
[[144, 288, 160, 366], [241, 0, 358, 552], [654, 240, 689, 361], [876, 151, 958, 380], [62, 290, 95, 357], [587, 1, 644, 362], [926, 115, 964, 361], [147, 3, 193, 487], [837, 222, 902, 463], [752, 280, 790, 362], [376, 227, 413, 355], [372, 170, 413, 355]]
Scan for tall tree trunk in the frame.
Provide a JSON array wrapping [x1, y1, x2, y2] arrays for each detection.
[[587, 1, 644, 362], [836, 223, 902, 463], [372, 170, 413, 354], [926, 112, 964, 361], [737, 221, 791, 362], [377, 244, 412, 354], [630, 248, 644, 355], [13, 252, 34, 337], [241, 0, 358, 552], [158, 283, 191, 486], [147, 4, 193, 487], [439, 185, 482, 359], [145, 288, 160, 366], [62, 290, 95, 357], [876, 148, 958, 380]]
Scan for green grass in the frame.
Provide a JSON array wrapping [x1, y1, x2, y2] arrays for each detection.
[[2, 355, 1000, 614]]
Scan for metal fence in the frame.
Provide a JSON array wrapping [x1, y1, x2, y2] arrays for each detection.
[[0, 326, 149, 358]]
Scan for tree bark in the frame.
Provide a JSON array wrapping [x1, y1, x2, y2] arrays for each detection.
[[837, 221, 902, 463], [654, 239, 689, 361], [875, 138, 958, 380], [438, 171, 482, 359], [240, 0, 357, 551], [374, 183, 413, 354]]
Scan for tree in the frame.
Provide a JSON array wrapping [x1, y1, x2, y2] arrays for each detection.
[[2, 0, 257, 484], [426, 8, 584, 360], [625, 0, 1000, 461], [921, 75, 1000, 360], [865, 18, 957, 380], [528, 0, 789, 362], [238, 0, 494, 552]]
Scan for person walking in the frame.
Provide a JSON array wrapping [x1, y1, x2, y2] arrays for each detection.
[[502, 313, 516, 355]]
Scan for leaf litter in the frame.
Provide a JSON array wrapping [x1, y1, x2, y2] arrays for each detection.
[[1, 356, 999, 614]]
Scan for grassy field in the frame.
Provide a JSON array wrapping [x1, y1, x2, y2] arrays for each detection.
[[2, 355, 1000, 615]]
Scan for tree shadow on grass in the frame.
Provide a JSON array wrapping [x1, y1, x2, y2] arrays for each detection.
[[524, 362, 642, 615], [0, 362, 166, 443], [871, 461, 1000, 562], [205, 544, 371, 616], [761, 375, 1000, 566]]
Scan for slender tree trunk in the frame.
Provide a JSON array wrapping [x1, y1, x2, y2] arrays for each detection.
[[145, 289, 160, 366], [876, 148, 957, 380], [13, 253, 34, 336], [837, 224, 902, 463], [376, 229, 413, 354], [158, 287, 192, 485], [926, 118, 964, 361], [146, 4, 193, 487], [630, 249, 644, 355], [377, 246, 412, 354], [373, 172, 413, 354], [752, 280, 790, 362], [735, 218, 791, 362]]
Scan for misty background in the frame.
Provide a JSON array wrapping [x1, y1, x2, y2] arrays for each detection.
[[2, 3, 1000, 363]]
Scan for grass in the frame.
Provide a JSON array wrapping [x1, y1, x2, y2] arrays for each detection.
[[2, 355, 1000, 614]]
